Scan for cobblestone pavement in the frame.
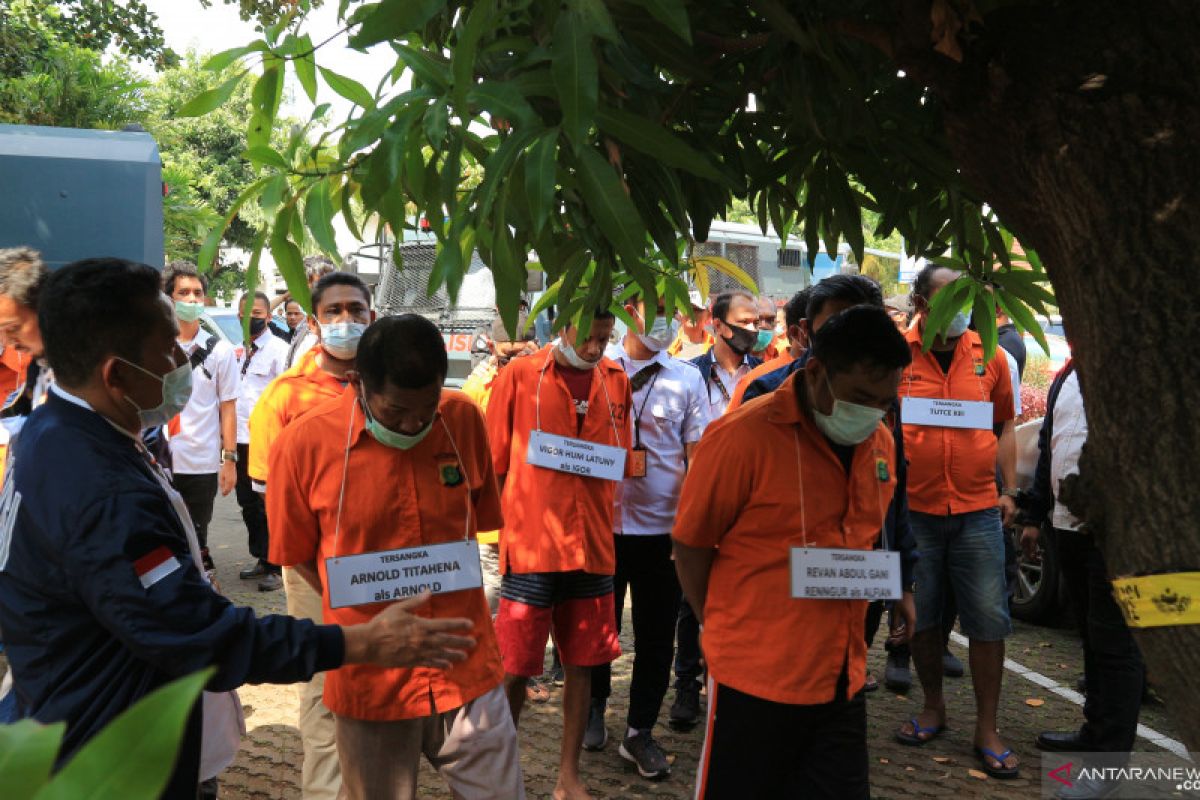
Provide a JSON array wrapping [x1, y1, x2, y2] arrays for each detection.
[[183, 495, 1194, 797]]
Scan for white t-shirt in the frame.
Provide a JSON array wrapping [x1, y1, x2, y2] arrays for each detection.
[[701, 358, 753, 417], [236, 329, 289, 444], [1050, 370, 1087, 531], [607, 344, 711, 535], [170, 330, 240, 475]]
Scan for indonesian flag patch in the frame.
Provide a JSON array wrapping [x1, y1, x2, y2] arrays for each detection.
[[134, 545, 181, 589]]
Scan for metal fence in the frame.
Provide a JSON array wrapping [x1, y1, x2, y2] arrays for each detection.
[[374, 241, 497, 335]]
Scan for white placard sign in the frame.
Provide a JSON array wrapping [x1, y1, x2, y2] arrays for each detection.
[[325, 540, 483, 609], [790, 548, 902, 601], [526, 429, 626, 481], [901, 397, 993, 430]]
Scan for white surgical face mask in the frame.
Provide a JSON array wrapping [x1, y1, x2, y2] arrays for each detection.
[[558, 341, 599, 370], [119, 358, 194, 429], [812, 373, 885, 446], [321, 321, 367, 360], [944, 311, 970, 339], [636, 312, 678, 353]]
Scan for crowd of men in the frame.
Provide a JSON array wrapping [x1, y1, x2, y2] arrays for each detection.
[[0, 246, 1144, 800]]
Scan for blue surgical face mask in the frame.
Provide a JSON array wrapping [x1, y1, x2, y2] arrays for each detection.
[[321, 321, 367, 360], [944, 311, 970, 339], [361, 392, 435, 450], [558, 341, 599, 370], [174, 300, 204, 323], [754, 328, 774, 352], [119, 358, 194, 429], [812, 373, 886, 446]]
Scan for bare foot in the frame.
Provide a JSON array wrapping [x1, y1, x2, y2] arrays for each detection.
[[553, 776, 594, 800], [896, 706, 947, 743], [975, 729, 1019, 773]]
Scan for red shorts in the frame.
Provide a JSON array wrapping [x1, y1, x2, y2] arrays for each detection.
[[494, 571, 621, 676]]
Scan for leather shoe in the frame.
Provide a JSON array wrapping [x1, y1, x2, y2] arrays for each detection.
[[1037, 730, 1096, 752], [239, 560, 267, 579]]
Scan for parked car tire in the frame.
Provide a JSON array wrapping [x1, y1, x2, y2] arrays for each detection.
[[1010, 523, 1060, 623]]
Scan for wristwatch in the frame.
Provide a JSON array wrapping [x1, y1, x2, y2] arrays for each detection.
[[1000, 487, 1020, 499], [221, 449, 238, 464]]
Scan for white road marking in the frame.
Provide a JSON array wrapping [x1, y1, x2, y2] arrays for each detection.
[[947, 631, 1191, 761]]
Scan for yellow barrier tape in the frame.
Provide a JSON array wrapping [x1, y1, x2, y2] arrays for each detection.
[[1111, 572, 1200, 628]]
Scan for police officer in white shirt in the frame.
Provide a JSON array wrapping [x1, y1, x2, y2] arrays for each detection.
[[584, 290, 711, 778], [163, 262, 240, 572], [235, 291, 289, 591]]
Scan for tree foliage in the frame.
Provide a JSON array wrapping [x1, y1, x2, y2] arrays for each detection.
[[187, 0, 1056, 352], [0, 0, 176, 69]]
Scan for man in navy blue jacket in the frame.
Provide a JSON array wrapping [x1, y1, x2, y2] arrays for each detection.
[[0, 259, 477, 799]]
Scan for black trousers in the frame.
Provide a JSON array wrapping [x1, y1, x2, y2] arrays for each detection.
[[592, 534, 681, 730], [173, 472, 218, 550], [698, 679, 869, 799], [234, 443, 277, 572], [1056, 528, 1145, 752], [674, 599, 703, 689]]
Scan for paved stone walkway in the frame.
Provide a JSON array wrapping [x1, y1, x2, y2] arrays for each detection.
[[121, 495, 1200, 797]]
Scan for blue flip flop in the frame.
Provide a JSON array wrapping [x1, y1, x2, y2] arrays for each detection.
[[895, 717, 946, 746], [975, 746, 1020, 779]]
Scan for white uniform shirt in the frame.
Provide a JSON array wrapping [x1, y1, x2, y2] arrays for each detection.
[[170, 330, 240, 475], [1002, 348, 1022, 416], [236, 328, 289, 444], [607, 343, 712, 535], [699, 358, 753, 418], [1050, 370, 1087, 531]]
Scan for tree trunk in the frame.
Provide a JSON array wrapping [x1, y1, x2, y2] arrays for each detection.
[[905, 1, 1200, 750]]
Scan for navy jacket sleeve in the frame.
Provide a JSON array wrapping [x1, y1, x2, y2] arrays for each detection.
[[66, 487, 344, 692]]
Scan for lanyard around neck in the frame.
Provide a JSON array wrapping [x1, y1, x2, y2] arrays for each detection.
[[535, 348, 622, 447]]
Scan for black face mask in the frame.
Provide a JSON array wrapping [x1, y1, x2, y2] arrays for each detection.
[[249, 317, 268, 337], [721, 323, 757, 356]]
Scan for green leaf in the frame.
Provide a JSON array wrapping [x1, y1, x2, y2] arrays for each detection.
[[395, 44, 452, 92], [304, 179, 340, 258], [575, 145, 648, 269], [452, 0, 494, 110], [973, 290, 998, 360], [595, 105, 724, 183], [0, 718, 64, 799], [242, 230, 267, 340], [627, 0, 691, 43], [468, 81, 536, 128], [831, 169, 864, 263], [38, 669, 213, 800], [294, 50, 318, 104], [423, 99, 449, 146], [319, 66, 375, 109], [572, 0, 618, 42], [921, 274, 972, 351], [203, 42, 267, 72], [341, 182, 363, 240], [552, 10, 597, 149], [473, 127, 539, 221], [996, 289, 1049, 356], [242, 145, 289, 170], [525, 129, 558, 233], [271, 208, 311, 312], [349, 0, 446, 48], [176, 72, 245, 117], [198, 176, 272, 271]]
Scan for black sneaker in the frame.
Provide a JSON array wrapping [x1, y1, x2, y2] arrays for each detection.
[[942, 648, 965, 678], [884, 651, 912, 693], [620, 730, 671, 779], [668, 682, 701, 730], [583, 699, 608, 751], [239, 560, 267, 580]]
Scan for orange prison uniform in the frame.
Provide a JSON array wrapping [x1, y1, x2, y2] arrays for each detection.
[[672, 372, 897, 705], [901, 326, 1014, 515], [267, 389, 505, 720], [485, 346, 633, 575], [726, 352, 795, 412], [0, 346, 27, 401], [461, 358, 500, 545], [667, 328, 714, 358], [247, 346, 349, 484]]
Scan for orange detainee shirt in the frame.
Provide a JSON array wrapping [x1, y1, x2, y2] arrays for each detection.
[[0, 347, 28, 401], [247, 347, 348, 483], [726, 352, 795, 412], [900, 326, 1015, 515], [485, 346, 633, 576], [267, 389, 504, 721], [673, 372, 896, 705]]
